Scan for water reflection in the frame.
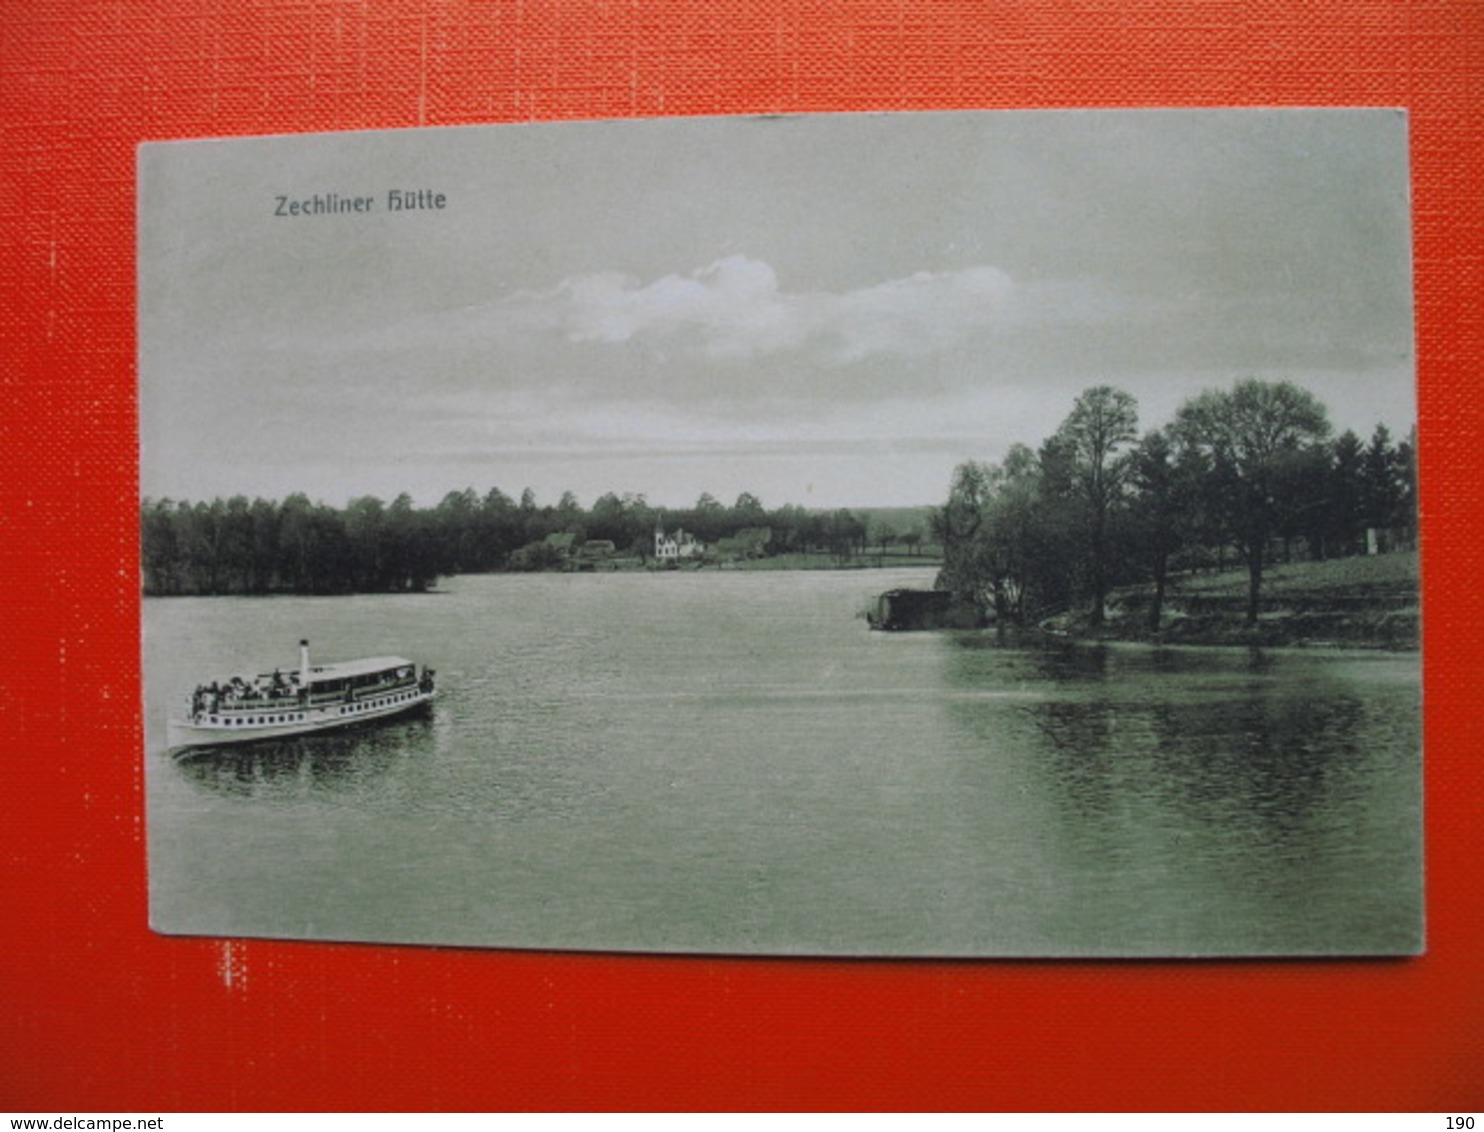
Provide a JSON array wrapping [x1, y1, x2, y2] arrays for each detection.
[[1028, 640, 1113, 684], [938, 634, 1421, 952], [998, 645, 1371, 827], [172, 713, 434, 802]]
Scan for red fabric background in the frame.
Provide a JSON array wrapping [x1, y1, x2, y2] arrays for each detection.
[[2, 0, 1480, 1111]]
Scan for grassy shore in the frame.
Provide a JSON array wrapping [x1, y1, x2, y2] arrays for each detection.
[[728, 549, 944, 571], [1045, 551, 1420, 650]]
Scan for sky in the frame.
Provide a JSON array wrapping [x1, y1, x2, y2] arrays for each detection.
[[139, 109, 1416, 511]]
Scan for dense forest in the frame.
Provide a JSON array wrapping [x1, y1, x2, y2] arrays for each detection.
[[934, 379, 1416, 629], [139, 486, 925, 596]]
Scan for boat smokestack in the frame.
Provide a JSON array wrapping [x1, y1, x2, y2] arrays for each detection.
[[299, 639, 310, 687]]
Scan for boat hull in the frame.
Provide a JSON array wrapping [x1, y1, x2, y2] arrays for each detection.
[[167, 686, 436, 751]]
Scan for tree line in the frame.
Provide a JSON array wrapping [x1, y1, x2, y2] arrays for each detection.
[[935, 379, 1416, 629], [140, 486, 926, 596]]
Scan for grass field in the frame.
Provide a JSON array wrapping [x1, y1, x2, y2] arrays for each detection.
[[730, 548, 944, 571], [1175, 549, 1419, 601], [1092, 550, 1420, 649]]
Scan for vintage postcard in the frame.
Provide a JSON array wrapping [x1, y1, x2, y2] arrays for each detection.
[[139, 110, 1421, 956]]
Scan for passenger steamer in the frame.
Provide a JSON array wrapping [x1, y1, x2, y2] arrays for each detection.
[[167, 640, 436, 751]]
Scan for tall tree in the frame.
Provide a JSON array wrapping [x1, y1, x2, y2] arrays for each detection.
[[384, 492, 420, 589], [587, 492, 628, 545], [1326, 430, 1367, 556], [248, 497, 281, 593], [1051, 386, 1139, 624], [219, 496, 256, 593], [141, 498, 182, 595], [1273, 443, 1331, 562], [276, 493, 314, 593], [1395, 425, 1419, 549], [690, 492, 727, 542], [935, 448, 1050, 622], [555, 490, 583, 530], [935, 459, 994, 609], [1361, 423, 1404, 549], [824, 508, 867, 563], [1172, 379, 1331, 625], [436, 488, 481, 572], [732, 492, 766, 525], [1126, 429, 1184, 630], [344, 495, 387, 590], [475, 486, 522, 570]]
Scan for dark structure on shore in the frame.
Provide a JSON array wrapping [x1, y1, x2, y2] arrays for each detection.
[[867, 588, 983, 631]]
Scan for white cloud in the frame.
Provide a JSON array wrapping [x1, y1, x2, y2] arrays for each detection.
[[509, 255, 1027, 363]]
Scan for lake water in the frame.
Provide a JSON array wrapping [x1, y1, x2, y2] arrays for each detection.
[[143, 567, 1423, 957]]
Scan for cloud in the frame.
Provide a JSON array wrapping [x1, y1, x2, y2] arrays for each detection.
[[507, 255, 1026, 363]]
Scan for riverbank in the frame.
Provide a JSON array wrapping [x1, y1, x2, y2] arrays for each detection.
[[728, 550, 943, 571], [1044, 551, 1420, 650]]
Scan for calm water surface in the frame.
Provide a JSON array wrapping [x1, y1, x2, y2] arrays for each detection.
[[144, 568, 1422, 956]]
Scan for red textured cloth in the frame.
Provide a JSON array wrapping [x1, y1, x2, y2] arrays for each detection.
[[2, 0, 1480, 1111]]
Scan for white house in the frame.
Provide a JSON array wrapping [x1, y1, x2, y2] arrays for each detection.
[[654, 525, 704, 564]]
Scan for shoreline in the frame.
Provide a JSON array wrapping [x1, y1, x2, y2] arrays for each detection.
[[869, 551, 1420, 652], [1036, 612, 1420, 653], [1039, 551, 1421, 652]]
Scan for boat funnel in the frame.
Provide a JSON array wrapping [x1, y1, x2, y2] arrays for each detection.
[[299, 639, 310, 687]]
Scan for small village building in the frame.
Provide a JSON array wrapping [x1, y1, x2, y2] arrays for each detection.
[[654, 525, 704, 564]]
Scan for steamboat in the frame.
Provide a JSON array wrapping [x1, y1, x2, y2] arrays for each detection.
[[167, 640, 436, 751]]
